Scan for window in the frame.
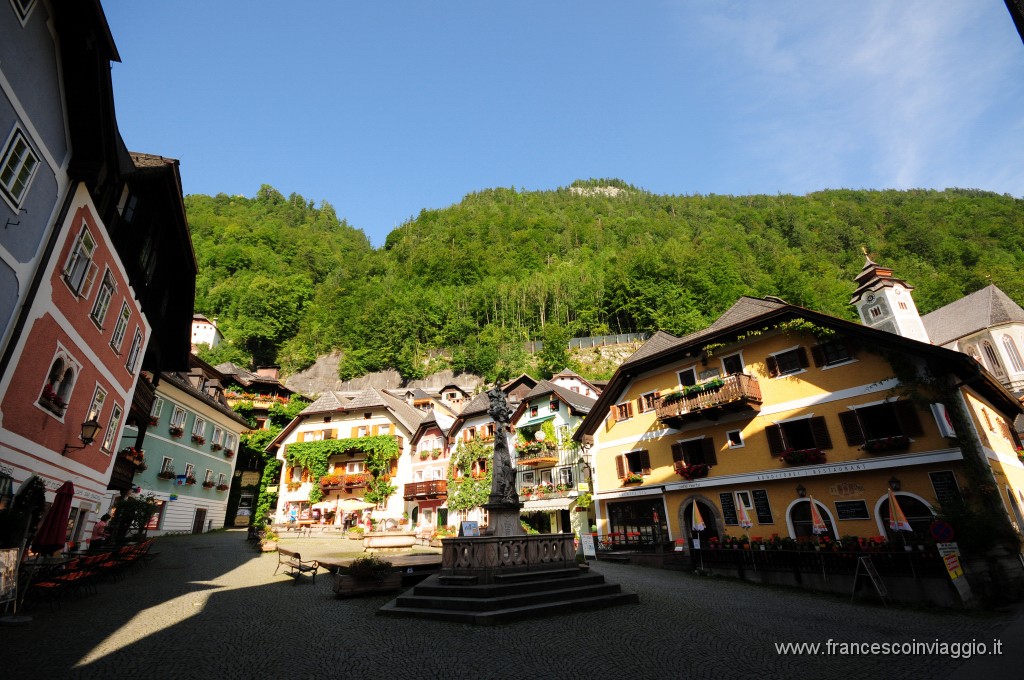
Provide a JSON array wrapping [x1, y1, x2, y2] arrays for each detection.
[[614, 402, 633, 421], [638, 391, 660, 413], [811, 340, 854, 368], [432, 468, 443, 480], [868, 306, 883, 319], [1003, 336, 1024, 373], [548, 398, 560, 412], [558, 467, 574, 487], [538, 468, 553, 485], [766, 347, 809, 377], [345, 461, 366, 474], [89, 271, 116, 328], [414, 469, 423, 482], [125, 329, 143, 373], [224, 433, 236, 453], [721, 353, 744, 376], [117, 186, 138, 222], [204, 469, 214, 484], [170, 405, 187, 428], [837, 401, 923, 446], [100, 404, 122, 453], [0, 126, 38, 208], [671, 438, 717, 467], [110, 302, 130, 352], [530, 405, 539, 418], [764, 416, 832, 454], [615, 450, 651, 478], [39, 353, 76, 417], [217, 473, 227, 487], [352, 425, 369, 438], [159, 457, 174, 474], [192, 418, 207, 439], [150, 397, 164, 422], [520, 470, 536, 486], [678, 367, 697, 387], [86, 385, 106, 422], [726, 430, 744, 448], [184, 463, 195, 480], [212, 427, 224, 448], [63, 226, 98, 297], [982, 341, 1005, 378]]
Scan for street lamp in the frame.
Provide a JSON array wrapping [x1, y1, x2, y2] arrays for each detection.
[[62, 418, 102, 455]]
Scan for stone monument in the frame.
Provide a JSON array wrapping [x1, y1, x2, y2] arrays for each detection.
[[481, 385, 524, 536]]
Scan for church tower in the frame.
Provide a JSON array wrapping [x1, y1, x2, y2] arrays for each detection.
[[850, 254, 931, 343]]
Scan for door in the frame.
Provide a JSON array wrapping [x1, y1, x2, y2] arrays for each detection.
[[192, 508, 207, 535]]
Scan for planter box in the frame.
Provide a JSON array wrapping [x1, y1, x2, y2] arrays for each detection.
[[333, 572, 402, 597]]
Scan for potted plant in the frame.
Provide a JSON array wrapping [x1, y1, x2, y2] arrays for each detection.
[[211, 442, 223, 451], [623, 472, 643, 484], [148, 415, 159, 426], [780, 448, 826, 465], [223, 449, 234, 459], [191, 434, 206, 445], [419, 450, 430, 460], [185, 474, 198, 485], [157, 468, 175, 480], [576, 492, 593, 510], [677, 463, 709, 480], [431, 449, 442, 459], [168, 425, 184, 438], [202, 480, 215, 489], [216, 483, 229, 491], [346, 526, 365, 540]]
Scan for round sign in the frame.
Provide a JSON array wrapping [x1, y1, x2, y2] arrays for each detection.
[[930, 519, 955, 542]]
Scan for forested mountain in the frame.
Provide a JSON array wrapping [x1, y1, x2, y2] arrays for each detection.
[[186, 180, 1024, 383]]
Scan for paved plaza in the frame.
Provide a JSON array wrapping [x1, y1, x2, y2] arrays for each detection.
[[4, 529, 1023, 679]]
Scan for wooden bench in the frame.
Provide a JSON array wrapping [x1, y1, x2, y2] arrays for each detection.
[[274, 548, 319, 584]]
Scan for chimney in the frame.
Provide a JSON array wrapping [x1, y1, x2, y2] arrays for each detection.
[[256, 366, 280, 380]]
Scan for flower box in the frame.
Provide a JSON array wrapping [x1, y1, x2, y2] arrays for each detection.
[[148, 416, 159, 426], [419, 451, 430, 460], [185, 476, 198, 485], [780, 448, 826, 465], [430, 449, 442, 459], [223, 449, 234, 459], [191, 435, 206, 445], [675, 462, 709, 480], [622, 473, 644, 485], [202, 481, 215, 489], [37, 394, 67, 415], [216, 484, 229, 491], [211, 443, 223, 451], [169, 426, 184, 438], [157, 470, 175, 480]]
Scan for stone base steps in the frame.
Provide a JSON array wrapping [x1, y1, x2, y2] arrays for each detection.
[[377, 565, 638, 625]]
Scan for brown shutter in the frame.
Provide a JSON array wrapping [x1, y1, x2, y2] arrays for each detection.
[[702, 438, 718, 466], [296, 431, 306, 443], [766, 355, 780, 378], [615, 455, 625, 479], [797, 347, 810, 369], [639, 450, 651, 474], [350, 426, 359, 438], [671, 443, 684, 462], [765, 424, 785, 455], [892, 401, 923, 436], [838, 411, 865, 446], [810, 345, 825, 368], [809, 416, 832, 450], [606, 405, 618, 431]]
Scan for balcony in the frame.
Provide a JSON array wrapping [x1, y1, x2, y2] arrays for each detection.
[[516, 441, 559, 466], [655, 373, 762, 426], [403, 480, 448, 500]]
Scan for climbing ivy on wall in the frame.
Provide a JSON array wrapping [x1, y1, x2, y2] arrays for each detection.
[[285, 435, 400, 504], [446, 437, 494, 512]]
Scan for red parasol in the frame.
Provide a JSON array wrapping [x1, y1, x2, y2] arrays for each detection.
[[808, 495, 828, 535], [887, 489, 913, 533], [30, 481, 74, 556]]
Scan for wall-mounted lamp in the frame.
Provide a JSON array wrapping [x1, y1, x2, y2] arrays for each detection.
[[62, 418, 102, 455], [796, 483, 806, 498], [888, 476, 901, 492]]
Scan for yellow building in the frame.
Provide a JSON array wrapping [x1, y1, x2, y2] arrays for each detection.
[[576, 294, 1024, 555]]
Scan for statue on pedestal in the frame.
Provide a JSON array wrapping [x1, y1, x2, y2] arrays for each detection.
[[486, 385, 519, 506]]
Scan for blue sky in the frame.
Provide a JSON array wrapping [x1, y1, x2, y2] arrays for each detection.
[[103, 1, 1024, 246]]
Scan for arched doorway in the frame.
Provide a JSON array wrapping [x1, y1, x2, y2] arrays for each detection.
[[876, 493, 934, 541], [680, 497, 720, 549], [787, 499, 837, 541]]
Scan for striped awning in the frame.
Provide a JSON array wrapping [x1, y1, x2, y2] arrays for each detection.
[[522, 497, 573, 512], [517, 414, 557, 428]]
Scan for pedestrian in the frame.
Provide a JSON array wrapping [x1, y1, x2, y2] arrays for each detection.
[[90, 513, 110, 550]]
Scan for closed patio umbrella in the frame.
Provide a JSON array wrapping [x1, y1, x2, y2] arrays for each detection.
[[808, 495, 828, 535], [691, 499, 706, 532], [887, 489, 913, 533], [31, 481, 74, 556]]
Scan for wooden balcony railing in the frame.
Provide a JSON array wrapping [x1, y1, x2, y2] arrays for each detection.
[[403, 480, 448, 500], [655, 373, 762, 425]]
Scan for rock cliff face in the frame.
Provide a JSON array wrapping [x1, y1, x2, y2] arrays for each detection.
[[283, 351, 483, 397]]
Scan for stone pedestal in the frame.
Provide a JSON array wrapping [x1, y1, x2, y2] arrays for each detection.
[[481, 502, 524, 537]]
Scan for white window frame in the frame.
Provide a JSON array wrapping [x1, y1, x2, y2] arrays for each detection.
[[217, 473, 227, 487], [192, 417, 207, 439], [558, 466, 574, 487], [125, 328, 143, 373], [614, 401, 633, 422], [151, 397, 164, 420], [212, 427, 225, 448], [520, 469, 536, 485], [100, 403, 123, 453], [184, 463, 195, 480], [224, 433, 236, 453], [677, 367, 697, 388], [0, 125, 39, 208], [204, 469, 214, 484], [38, 346, 80, 420], [62, 225, 98, 297], [638, 391, 659, 413], [1003, 335, 1024, 373], [160, 456, 174, 474], [110, 301, 130, 352], [170, 405, 187, 428], [721, 351, 745, 376], [432, 468, 443, 480], [345, 461, 366, 474], [86, 384, 107, 422], [89, 269, 116, 329], [768, 345, 807, 378], [414, 469, 423, 482], [726, 429, 744, 448]]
